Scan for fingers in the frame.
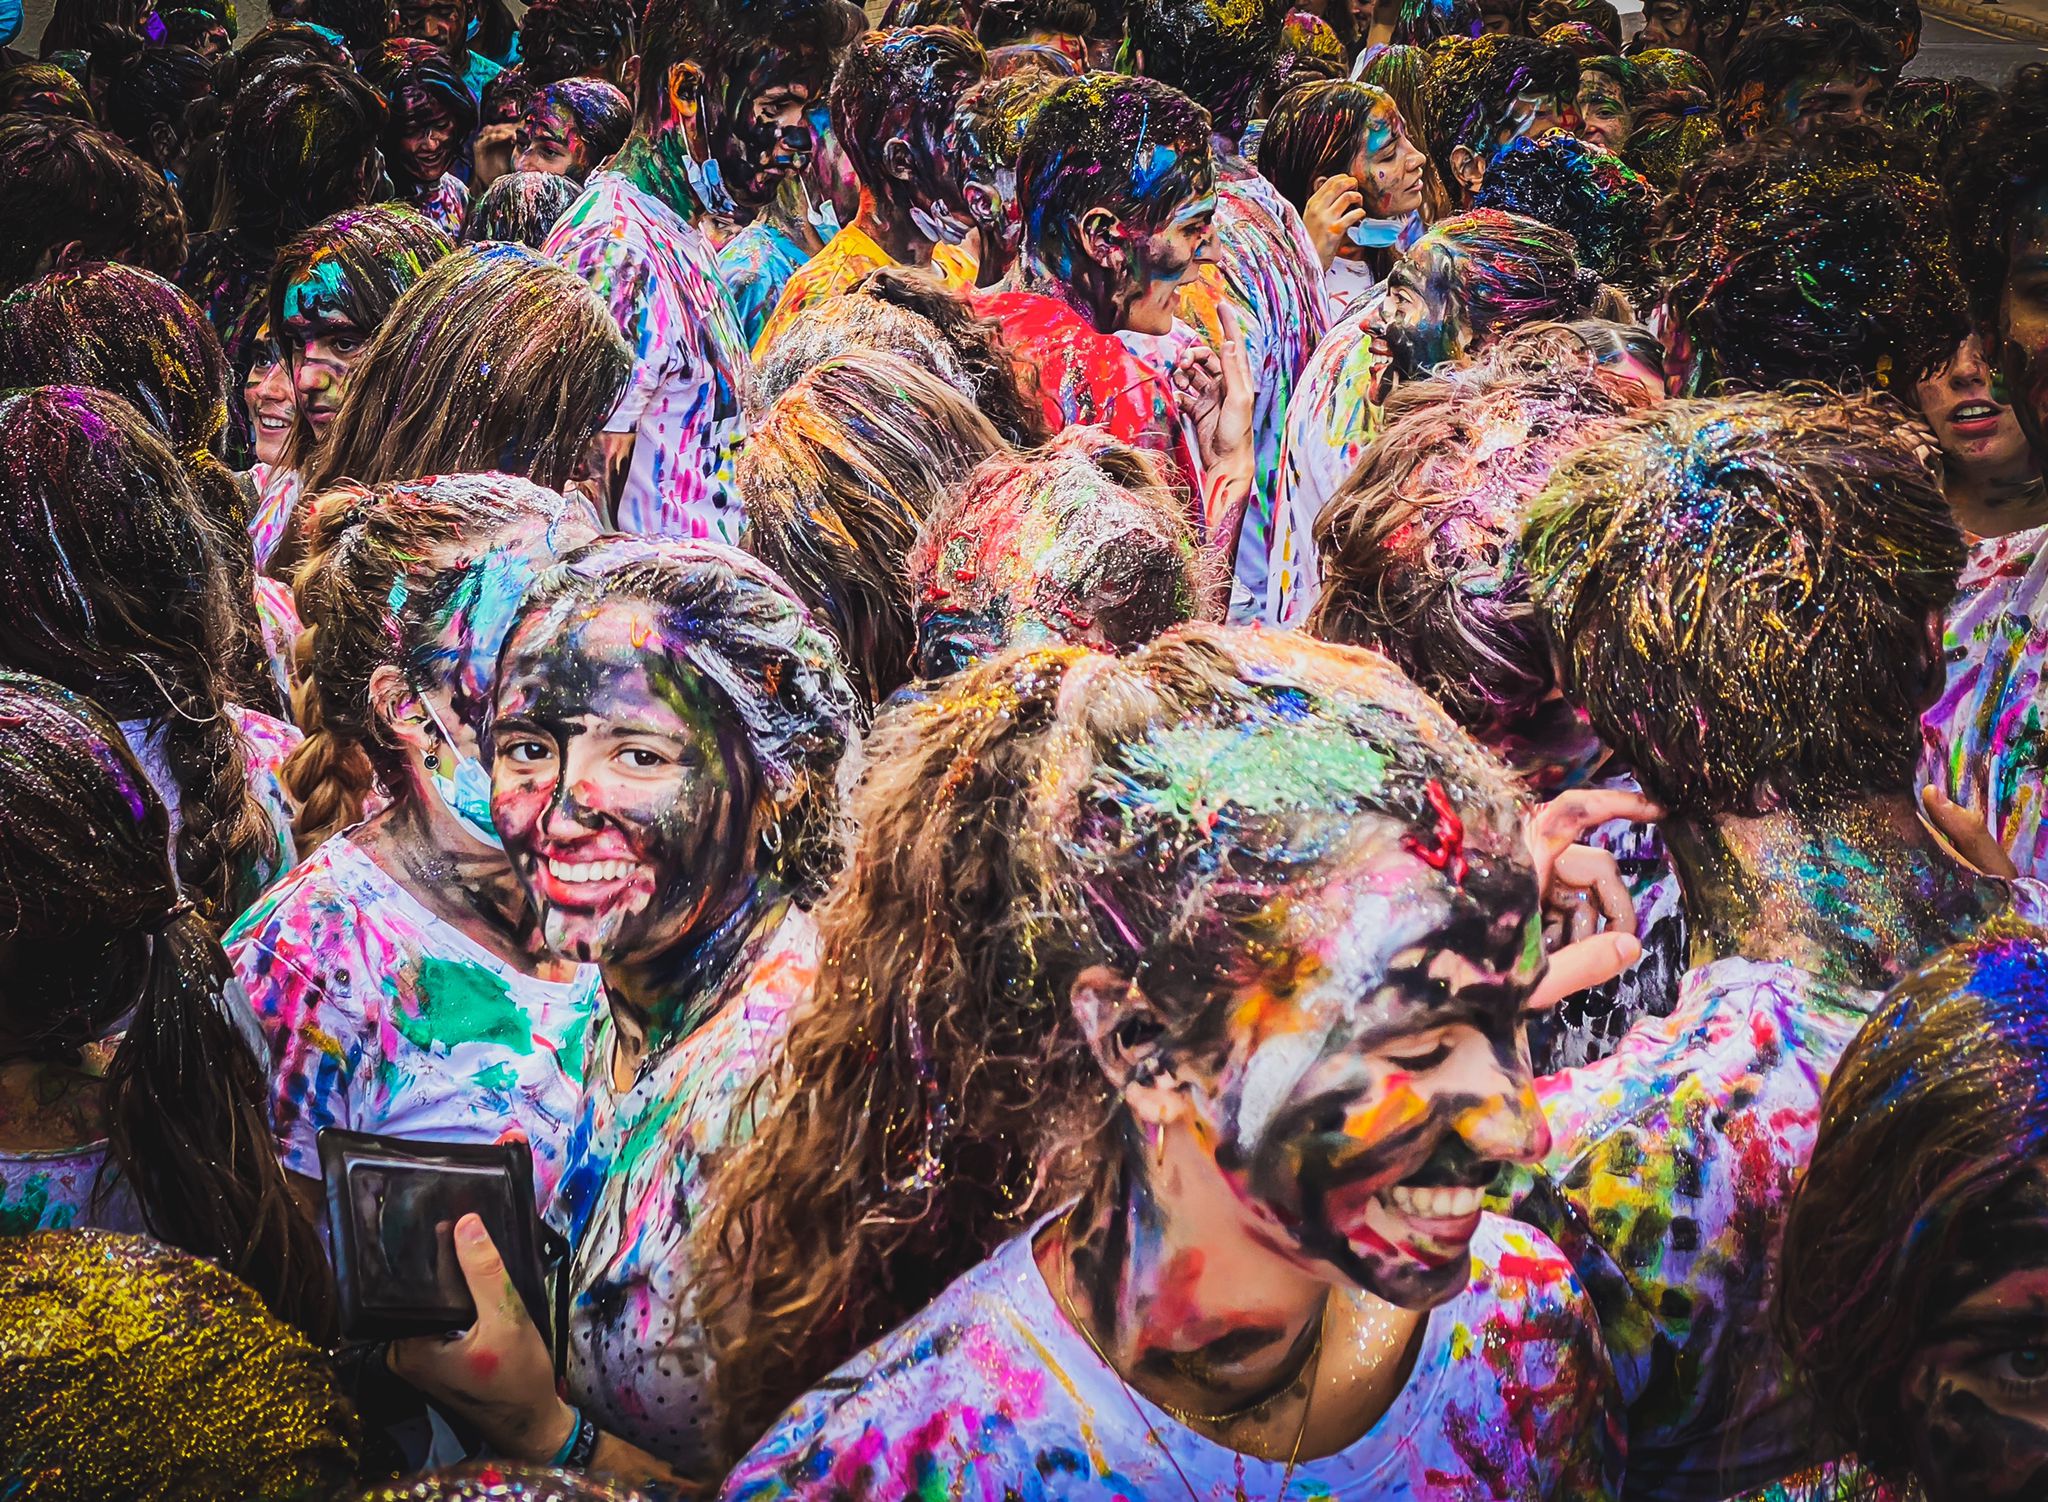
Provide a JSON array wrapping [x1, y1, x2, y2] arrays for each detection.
[[1527, 933, 1643, 1013], [1552, 843, 1636, 936], [1531, 788, 1665, 853], [1921, 785, 2019, 879], [451, 1213, 524, 1326]]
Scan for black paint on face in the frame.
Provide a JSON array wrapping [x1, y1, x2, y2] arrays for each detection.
[[716, 52, 824, 210], [1908, 1176, 2048, 1502]]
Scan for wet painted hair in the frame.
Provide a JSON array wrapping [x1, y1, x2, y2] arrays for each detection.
[[1885, 75, 1995, 170], [1310, 348, 1642, 741], [1720, 6, 1894, 138], [287, 473, 595, 850], [1127, 0, 1287, 139], [1521, 390, 1964, 815], [0, 115, 186, 293], [368, 39, 480, 186], [1621, 83, 1724, 190], [503, 537, 858, 906], [1390, 0, 1480, 47], [0, 1232, 353, 1495], [909, 430, 1207, 679], [96, 42, 212, 166], [1394, 208, 1616, 364], [829, 26, 987, 195], [696, 625, 1530, 1458], [976, 0, 1096, 44], [1419, 34, 1580, 190], [266, 203, 457, 474], [1952, 65, 2048, 344], [303, 242, 632, 496], [738, 352, 1008, 709], [1657, 129, 1968, 394], [533, 76, 634, 170], [846, 266, 1052, 445], [1630, 45, 1718, 99], [1528, 0, 1622, 42], [1257, 79, 1406, 218], [1776, 915, 2048, 1488], [0, 674, 333, 1337], [1259, 11, 1348, 115], [1473, 130, 1657, 300], [464, 169, 582, 245], [0, 387, 279, 929], [351, 1466, 661, 1501], [1016, 73, 1216, 285], [1540, 21, 1610, 58], [0, 262, 279, 713], [0, 61, 97, 117], [516, 0, 637, 85], [211, 60, 385, 238]]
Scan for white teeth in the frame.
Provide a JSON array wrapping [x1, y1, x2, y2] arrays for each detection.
[[546, 858, 635, 884], [1385, 1184, 1484, 1220], [1955, 404, 1999, 420]]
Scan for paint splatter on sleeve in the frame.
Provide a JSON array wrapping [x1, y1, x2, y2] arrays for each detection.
[[1268, 296, 1384, 624]]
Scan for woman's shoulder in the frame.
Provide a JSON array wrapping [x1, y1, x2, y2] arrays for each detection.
[[225, 835, 419, 979]]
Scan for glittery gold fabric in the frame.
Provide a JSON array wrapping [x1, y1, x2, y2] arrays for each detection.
[[351, 1462, 677, 1501], [0, 1231, 359, 1501]]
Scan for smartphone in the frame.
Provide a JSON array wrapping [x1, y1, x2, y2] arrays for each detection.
[[318, 1129, 557, 1346]]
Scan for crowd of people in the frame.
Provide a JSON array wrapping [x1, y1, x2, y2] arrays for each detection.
[[3, 0, 2048, 1494]]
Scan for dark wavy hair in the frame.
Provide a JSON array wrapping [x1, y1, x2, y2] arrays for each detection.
[[1720, 5, 1895, 139], [1419, 33, 1580, 192], [517, 0, 636, 84], [1127, 0, 1287, 138], [829, 26, 987, 196], [1522, 390, 1965, 816], [0, 672, 332, 1334], [210, 59, 386, 239], [1474, 130, 1658, 301], [1952, 65, 2048, 345], [0, 115, 186, 293]]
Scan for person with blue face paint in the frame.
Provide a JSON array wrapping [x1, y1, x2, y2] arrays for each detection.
[[226, 472, 607, 1220]]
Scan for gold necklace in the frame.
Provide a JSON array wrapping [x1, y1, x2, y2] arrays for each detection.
[[1053, 1215, 1326, 1502]]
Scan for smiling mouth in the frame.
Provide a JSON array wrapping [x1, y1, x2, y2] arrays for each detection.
[[1950, 401, 2005, 427], [547, 857, 636, 884], [257, 410, 292, 432], [1384, 1184, 1486, 1219]]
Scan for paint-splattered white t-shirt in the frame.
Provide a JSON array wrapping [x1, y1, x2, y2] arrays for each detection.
[[227, 832, 600, 1210], [725, 1213, 1622, 1502]]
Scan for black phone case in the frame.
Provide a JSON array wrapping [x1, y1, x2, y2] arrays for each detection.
[[318, 1128, 557, 1346]]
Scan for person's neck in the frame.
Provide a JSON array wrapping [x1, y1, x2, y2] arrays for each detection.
[[1664, 790, 2010, 991], [1019, 257, 1118, 334], [1946, 467, 2048, 541], [615, 128, 705, 220], [359, 793, 574, 979], [601, 879, 783, 1081], [1045, 1125, 1336, 1423], [852, 189, 932, 268]]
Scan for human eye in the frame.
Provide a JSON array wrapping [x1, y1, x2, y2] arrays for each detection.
[[499, 735, 556, 765], [1984, 1345, 2048, 1396], [1380, 1035, 1453, 1072]]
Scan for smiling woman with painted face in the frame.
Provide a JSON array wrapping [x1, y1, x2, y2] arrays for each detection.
[[694, 628, 1622, 1494], [369, 41, 481, 236], [386, 538, 856, 1481], [513, 78, 633, 182], [231, 474, 604, 1216], [1778, 918, 2048, 1502]]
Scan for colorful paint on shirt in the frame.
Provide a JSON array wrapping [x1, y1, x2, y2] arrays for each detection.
[[0, 1146, 144, 1237], [724, 1213, 1622, 1501], [227, 834, 600, 1208], [1268, 288, 1384, 624], [752, 224, 976, 358], [550, 908, 819, 1472], [545, 172, 756, 543], [1921, 524, 2048, 877], [718, 218, 815, 349]]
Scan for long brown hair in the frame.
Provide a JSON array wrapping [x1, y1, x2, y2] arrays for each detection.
[[301, 242, 633, 496], [737, 352, 1008, 709], [0, 672, 333, 1336], [0, 387, 275, 931], [695, 625, 1528, 1457]]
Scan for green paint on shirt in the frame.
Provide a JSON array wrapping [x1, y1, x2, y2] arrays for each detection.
[[393, 957, 535, 1055]]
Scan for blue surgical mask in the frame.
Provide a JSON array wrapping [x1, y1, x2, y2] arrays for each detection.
[[1347, 215, 1406, 249], [683, 146, 736, 219], [420, 695, 502, 849]]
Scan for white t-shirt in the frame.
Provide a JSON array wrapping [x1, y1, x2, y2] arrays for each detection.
[[725, 1213, 1622, 1501], [226, 832, 601, 1210]]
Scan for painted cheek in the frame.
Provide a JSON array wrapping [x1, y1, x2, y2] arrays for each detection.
[[490, 777, 554, 849], [1452, 1078, 1550, 1164], [1339, 1075, 1433, 1156]]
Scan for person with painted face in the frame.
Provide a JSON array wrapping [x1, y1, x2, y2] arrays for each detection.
[[1574, 53, 1642, 152], [973, 75, 1255, 568], [753, 27, 986, 356], [544, 0, 841, 542], [907, 433, 1208, 680], [1513, 391, 2048, 1500], [232, 474, 605, 1219], [0, 673, 330, 1336], [1777, 918, 2048, 1502], [369, 41, 480, 236], [1123, 0, 1330, 623], [258, 204, 456, 576], [1915, 333, 2048, 542], [383, 537, 856, 1482], [1628, 0, 1743, 77], [698, 628, 1628, 1492], [975, 0, 1092, 64], [1419, 33, 1580, 207], [1718, 6, 1893, 139], [174, 61, 385, 457], [513, 77, 631, 182], [1267, 208, 1618, 624], [1922, 70, 2048, 883], [394, 0, 502, 100], [943, 68, 1061, 290], [1256, 79, 1427, 308], [1308, 332, 1680, 1073], [704, 7, 863, 238]]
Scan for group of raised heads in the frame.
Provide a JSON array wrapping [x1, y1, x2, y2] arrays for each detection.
[[7, 0, 2048, 1497]]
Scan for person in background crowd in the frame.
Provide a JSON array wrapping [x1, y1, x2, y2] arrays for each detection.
[[513, 76, 632, 181], [466, 167, 583, 244], [1719, 5, 1895, 139], [943, 67, 1060, 292], [0, 114, 184, 293], [1575, 52, 1643, 151], [393, 0, 503, 99], [368, 40, 479, 235], [1419, 33, 1581, 207]]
